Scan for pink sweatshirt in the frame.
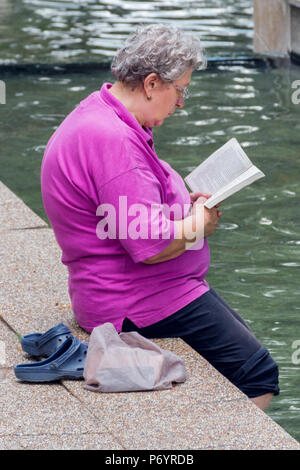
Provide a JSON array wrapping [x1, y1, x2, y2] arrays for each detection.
[[41, 83, 210, 333]]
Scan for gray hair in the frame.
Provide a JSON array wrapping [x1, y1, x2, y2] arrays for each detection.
[[111, 23, 206, 87]]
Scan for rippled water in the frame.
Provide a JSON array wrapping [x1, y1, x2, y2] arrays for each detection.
[[0, 0, 253, 63], [1, 0, 300, 445]]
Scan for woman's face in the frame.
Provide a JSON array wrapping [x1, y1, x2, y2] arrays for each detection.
[[143, 67, 193, 127]]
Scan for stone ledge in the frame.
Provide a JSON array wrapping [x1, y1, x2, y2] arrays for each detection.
[[253, 0, 300, 57], [0, 181, 48, 232], [289, 1, 300, 7]]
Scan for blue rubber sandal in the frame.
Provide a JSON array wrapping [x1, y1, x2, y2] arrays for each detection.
[[21, 323, 72, 357], [14, 337, 88, 382]]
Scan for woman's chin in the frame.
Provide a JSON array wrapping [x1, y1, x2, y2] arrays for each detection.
[[145, 117, 166, 127], [153, 119, 164, 127]]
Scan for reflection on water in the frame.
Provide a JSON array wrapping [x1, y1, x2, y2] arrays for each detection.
[[0, 0, 11, 15], [0, 0, 253, 63], [0, 0, 300, 445], [0, 0, 12, 36]]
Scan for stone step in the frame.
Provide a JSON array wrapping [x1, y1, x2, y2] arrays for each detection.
[[254, 0, 300, 60]]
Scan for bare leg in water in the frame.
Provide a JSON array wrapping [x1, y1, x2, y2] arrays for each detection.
[[251, 393, 273, 411]]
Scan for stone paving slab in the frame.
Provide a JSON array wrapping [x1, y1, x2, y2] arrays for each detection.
[[0, 181, 48, 232], [0, 314, 23, 367], [0, 227, 88, 342], [0, 432, 123, 450], [65, 391, 299, 450], [64, 339, 300, 450], [0, 323, 123, 450], [1, 372, 123, 450]]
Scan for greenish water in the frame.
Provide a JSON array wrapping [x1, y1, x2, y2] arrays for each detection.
[[0, 0, 253, 63], [1, 0, 300, 445]]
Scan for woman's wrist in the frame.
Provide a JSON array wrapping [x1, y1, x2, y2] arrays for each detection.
[[174, 209, 205, 247]]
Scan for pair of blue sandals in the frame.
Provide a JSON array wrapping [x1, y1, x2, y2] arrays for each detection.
[[14, 323, 88, 383]]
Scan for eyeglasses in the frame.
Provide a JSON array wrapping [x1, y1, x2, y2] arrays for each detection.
[[171, 83, 190, 101]]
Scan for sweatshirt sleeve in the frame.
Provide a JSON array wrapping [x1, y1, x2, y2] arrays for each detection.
[[97, 166, 176, 263]]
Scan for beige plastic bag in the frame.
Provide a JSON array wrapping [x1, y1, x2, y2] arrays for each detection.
[[83, 323, 187, 392]]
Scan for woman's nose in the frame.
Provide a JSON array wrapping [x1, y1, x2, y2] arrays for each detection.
[[176, 99, 185, 109]]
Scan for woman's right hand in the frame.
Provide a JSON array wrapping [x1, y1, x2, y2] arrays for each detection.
[[191, 195, 221, 238], [143, 195, 221, 264], [203, 206, 220, 237]]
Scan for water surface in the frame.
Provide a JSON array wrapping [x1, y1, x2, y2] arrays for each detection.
[[0, 0, 253, 63]]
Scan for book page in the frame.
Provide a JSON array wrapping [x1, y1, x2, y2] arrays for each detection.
[[185, 138, 253, 194], [204, 165, 265, 208]]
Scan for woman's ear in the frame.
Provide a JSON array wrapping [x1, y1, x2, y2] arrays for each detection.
[[143, 73, 160, 99]]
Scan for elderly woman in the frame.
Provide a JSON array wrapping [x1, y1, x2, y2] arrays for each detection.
[[41, 24, 279, 410]]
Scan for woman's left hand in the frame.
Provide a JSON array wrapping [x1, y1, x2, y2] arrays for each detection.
[[190, 192, 222, 217]]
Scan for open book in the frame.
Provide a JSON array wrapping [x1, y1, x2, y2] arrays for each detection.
[[184, 138, 265, 209]]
